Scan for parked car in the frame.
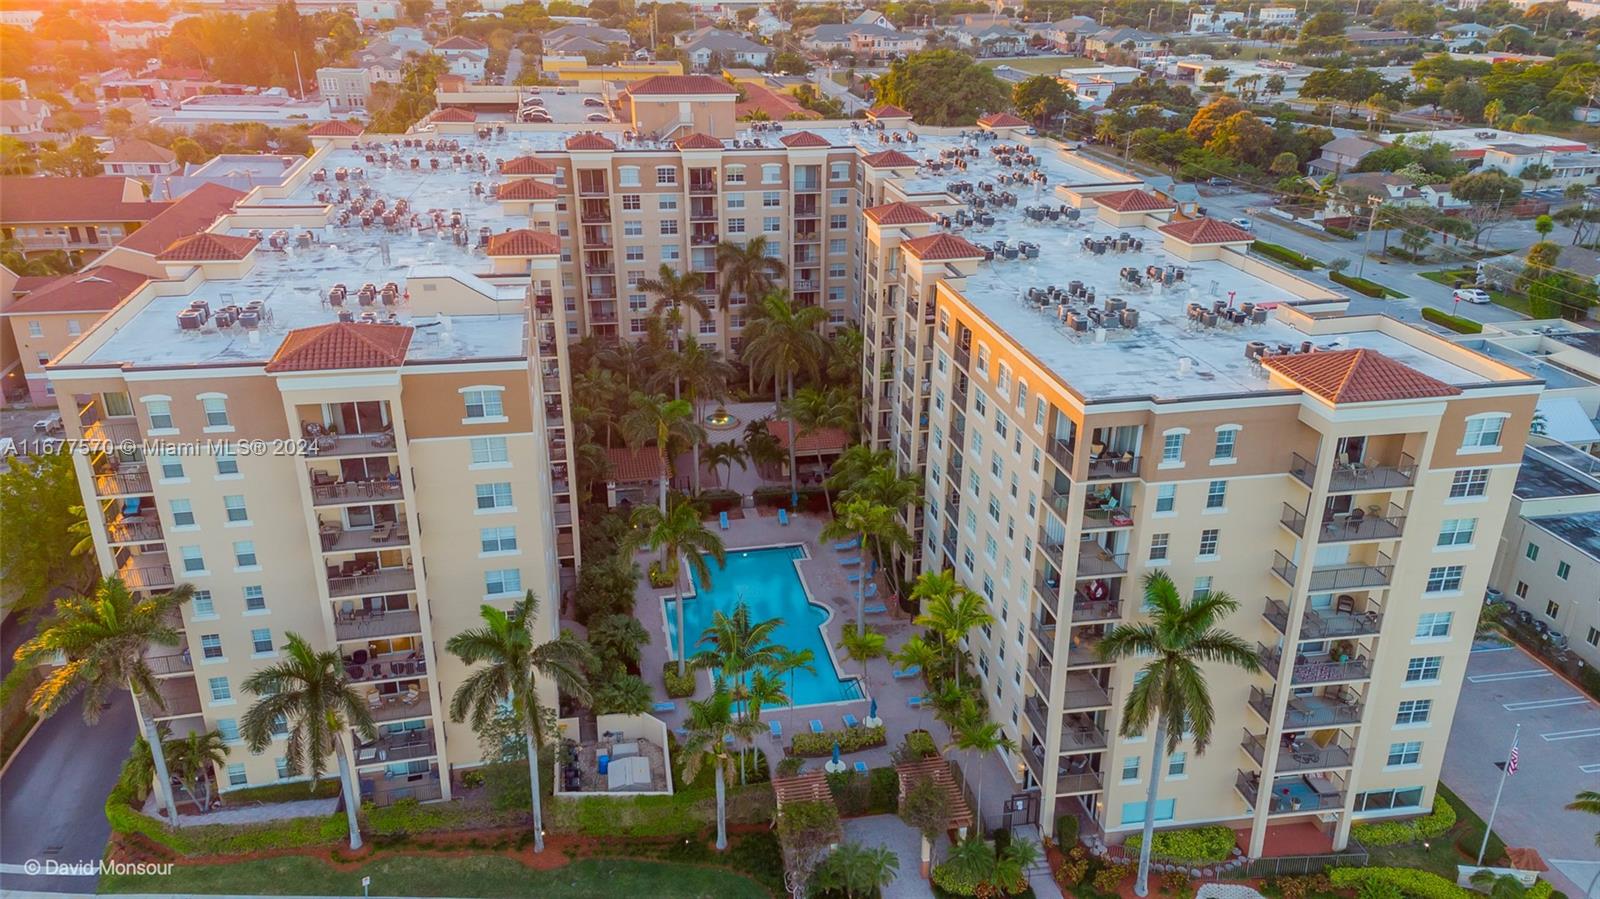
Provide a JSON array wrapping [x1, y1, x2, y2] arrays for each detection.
[[1453, 288, 1492, 305], [34, 413, 61, 433], [1229, 217, 1253, 231], [585, 112, 610, 123], [583, 97, 605, 108]]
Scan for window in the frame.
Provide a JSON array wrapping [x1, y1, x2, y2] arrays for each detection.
[[1557, 560, 1571, 580], [1545, 599, 1560, 619], [1461, 415, 1505, 450], [223, 495, 248, 523], [1449, 468, 1489, 498], [1355, 787, 1425, 812], [659, 219, 679, 236], [1415, 611, 1453, 639], [192, 590, 215, 618], [1525, 542, 1539, 561], [625, 245, 644, 261], [1161, 432, 1184, 463], [243, 586, 265, 612], [1205, 480, 1227, 510], [623, 220, 642, 236], [1198, 529, 1219, 558], [475, 482, 513, 510], [180, 545, 205, 573], [830, 161, 850, 181], [1424, 565, 1464, 593], [1149, 533, 1169, 562], [201, 396, 230, 428], [67, 319, 80, 336], [618, 166, 640, 187], [1155, 484, 1175, 513], [761, 164, 781, 184], [26, 320, 41, 338], [726, 193, 745, 209], [470, 436, 509, 465], [655, 165, 677, 185], [656, 194, 677, 211], [1436, 518, 1476, 547], [159, 453, 184, 480], [620, 195, 641, 211], [1119, 799, 1175, 826], [227, 763, 247, 786], [763, 216, 780, 233], [208, 676, 231, 702], [463, 388, 504, 420], [218, 719, 240, 742], [201, 633, 223, 659], [1405, 656, 1442, 683], [1588, 626, 1599, 647], [1515, 581, 1528, 598], [1395, 699, 1431, 726], [215, 448, 238, 476], [1120, 756, 1140, 782], [146, 399, 174, 430], [1167, 752, 1187, 777], [727, 217, 745, 234], [233, 540, 257, 568], [762, 190, 781, 207], [1192, 576, 1212, 600], [485, 568, 522, 596], [250, 628, 273, 655], [1386, 741, 1422, 767], [170, 499, 196, 527], [481, 526, 517, 553], [1213, 427, 1238, 460]]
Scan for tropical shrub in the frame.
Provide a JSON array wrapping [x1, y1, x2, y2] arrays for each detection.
[[893, 729, 938, 763], [1093, 862, 1134, 892], [696, 488, 742, 513], [1055, 845, 1090, 888], [1330, 270, 1392, 298], [1328, 867, 1469, 899], [1056, 814, 1079, 847], [1125, 824, 1237, 862], [791, 725, 887, 757], [1270, 873, 1333, 899], [1422, 307, 1483, 334], [1252, 240, 1321, 270], [662, 661, 697, 698], [1351, 796, 1456, 845]]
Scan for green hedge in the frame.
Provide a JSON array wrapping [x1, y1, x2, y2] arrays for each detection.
[[751, 484, 829, 513], [1330, 270, 1390, 298], [1351, 796, 1456, 846], [790, 725, 887, 757], [1422, 307, 1483, 334], [695, 489, 742, 514], [1325, 225, 1357, 239], [219, 778, 343, 805], [662, 661, 697, 698], [1328, 867, 1469, 899], [105, 780, 347, 857], [1124, 825, 1237, 862], [1252, 241, 1321, 271]]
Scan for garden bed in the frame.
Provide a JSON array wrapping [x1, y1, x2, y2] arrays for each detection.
[[790, 725, 887, 757]]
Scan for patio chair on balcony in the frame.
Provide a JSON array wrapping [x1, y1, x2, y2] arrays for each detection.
[[367, 692, 383, 710], [402, 687, 421, 705], [1335, 595, 1356, 615]]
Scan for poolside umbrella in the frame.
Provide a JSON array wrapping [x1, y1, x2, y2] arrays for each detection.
[[869, 698, 877, 720], [832, 741, 841, 766]]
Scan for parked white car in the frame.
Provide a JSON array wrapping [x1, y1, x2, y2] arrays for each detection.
[[1453, 288, 1492, 305], [1229, 217, 1253, 231]]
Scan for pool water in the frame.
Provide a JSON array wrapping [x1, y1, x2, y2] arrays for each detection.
[[665, 545, 862, 707]]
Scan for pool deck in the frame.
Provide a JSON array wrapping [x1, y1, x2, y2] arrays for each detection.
[[633, 507, 1028, 828]]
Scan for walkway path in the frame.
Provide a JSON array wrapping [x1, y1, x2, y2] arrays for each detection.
[[139, 793, 338, 827]]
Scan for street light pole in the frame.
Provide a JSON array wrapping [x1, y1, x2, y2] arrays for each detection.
[[1356, 196, 1381, 279]]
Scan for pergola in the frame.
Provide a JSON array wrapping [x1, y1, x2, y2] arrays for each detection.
[[895, 757, 975, 834], [772, 771, 834, 809]]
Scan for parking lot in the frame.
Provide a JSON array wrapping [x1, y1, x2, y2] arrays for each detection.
[[1444, 641, 1600, 896]]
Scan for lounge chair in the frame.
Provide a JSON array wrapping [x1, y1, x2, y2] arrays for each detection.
[[853, 761, 868, 774], [863, 583, 878, 599], [778, 508, 790, 525], [719, 511, 729, 530], [865, 603, 887, 614], [724, 733, 735, 745], [839, 556, 862, 566], [834, 538, 859, 551], [846, 572, 863, 583], [842, 714, 859, 728], [892, 665, 921, 680], [907, 695, 924, 709], [651, 701, 676, 713], [809, 719, 824, 734], [769, 720, 782, 739]]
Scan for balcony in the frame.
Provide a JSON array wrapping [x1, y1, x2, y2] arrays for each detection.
[[954, 344, 971, 371], [1279, 503, 1308, 537], [1030, 617, 1057, 658], [335, 608, 423, 641], [1038, 524, 1066, 563], [356, 728, 437, 765], [305, 432, 398, 458], [1263, 598, 1383, 640], [328, 566, 416, 598], [310, 475, 404, 506], [1259, 643, 1372, 685], [1027, 656, 1053, 693], [94, 465, 152, 496], [1065, 631, 1107, 668], [1057, 770, 1105, 795], [1076, 546, 1127, 579], [1085, 453, 1141, 481], [320, 522, 410, 552], [1024, 696, 1109, 752], [1082, 503, 1134, 531], [120, 556, 174, 590], [152, 676, 203, 720], [1063, 674, 1113, 710], [344, 649, 428, 684], [1317, 504, 1406, 543], [689, 181, 718, 195], [1242, 730, 1355, 774], [795, 229, 820, 243], [1046, 439, 1076, 476], [365, 688, 431, 723], [1249, 686, 1364, 730], [1237, 771, 1346, 815], [1290, 451, 1418, 492], [690, 232, 719, 247], [360, 766, 442, 805], [145, 647, 193, 677], [1309, 554, 1394, 592], [107, 517, 163, 545], [1034, 570, 1062, 608]]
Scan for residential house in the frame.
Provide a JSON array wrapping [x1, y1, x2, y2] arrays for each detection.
[[1256, 6, 1297, 25], [678, 28, 771, 70], [956, 24, 1028, 57], [101, 139, 180, 181], [1308, 136, 1381, 177], [542, 24, 632, 55], [803, 23, 921, 60], [1480, 144, 1600, 190], [748, 9, 788, 37], [433, 35, 490, 81], [1081, 26, 1162, 59], [317, 67, 373, 110], [0, 99, 50, 138], [1036, 15, 1100, 51], [1189, 9, 1245, 34]]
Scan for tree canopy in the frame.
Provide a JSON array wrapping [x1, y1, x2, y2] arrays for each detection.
[[875, 49, 1010, 127]]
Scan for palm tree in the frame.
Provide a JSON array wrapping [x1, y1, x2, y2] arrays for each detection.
[[1097, 571, 1261, 897], [827, 445, 893, 500], [825, 324, 865, 388], [837, 625, 887, 684], [741, 291, 827, 501], [816, 842, 901, 898], [596, 337, 660, 390], [658, 340, 734, 494], [629, 496, 727, 676], [891, 635, 941, 683], [784, 385, 856, 513], [9, 577, 193, 823], [446, 594, 594, 853], [912, 571, 992, 688], [168, 729, 229, 814], [694, 602, 785, 778], [821, 498, 910, 633], [703, 440, 749, 489], [946, 698, 1016, 823], [638, 263, 709, 358], [744, 418, 786, 478], [681, 684, 739, 850], [715, 235, 787, 310], [573, 368, 629, 447], [769, 646, 816, 735], [241, 632, 375, 849], [1567, 790, 1600, 846], [741, 669, 789, 781], [621, 391, 702, 511]]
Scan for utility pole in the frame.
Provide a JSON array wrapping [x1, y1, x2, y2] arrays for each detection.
[[1357, 195, 1381, 279], [293, 50, 305, 99]]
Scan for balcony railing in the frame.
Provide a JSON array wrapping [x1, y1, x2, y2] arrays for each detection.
[[1308, 554, 1394, 591], [107, 518, 163, 544], [1038, 525, 1067, 562], [335, 608, 423, 641], [1082, 503, 1135, 530], [689, 182, 718, 195], [1242, 730, 1355, 773], [361, 772, 442, 805], [1030, 617, 1057, 658], [1280, 503, 1308, 537], [1271, 551, 1298, 585], [1046, 440, 1076, 476], [1290, 451, 1418, 492], [304, 432, 398, 458], [320, 524, 410, 552], [1034, 571, 1062, 606], [1259, 643, 1372, 684], [368, 690, 432, 723], [1076, 547, 1128, 579], [1249, 686, 1364, 730], [1070, 597, 1119, 623], [954, 344, 971, 371], [1085, 453, 1141, 481], [152, 676, 203, 719], [311, 478, 404, 506], [1026, 656, 1053, 693], [1066, 633, 1107, 668], [146, 649, 193, 676], [344, 650, 428, 683], [1237, 771, 1346, 815], [1264, 598, 1383, 639], [1317, 504, 1406, 543], [1063, 674, 1113, 710], [356, 730, 437, 765], [95, 467, 152, 496], [1056, 771, 1104, 795], [122, 563, 175, 590], [328, 567, 416, 598]]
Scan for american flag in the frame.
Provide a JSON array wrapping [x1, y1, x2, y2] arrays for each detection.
[[1507, 742, 1519, 775]]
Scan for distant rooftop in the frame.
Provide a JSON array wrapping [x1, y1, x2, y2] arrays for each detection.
[[1528, 509, 1600, 561], [1513, 446, 1600, 500]]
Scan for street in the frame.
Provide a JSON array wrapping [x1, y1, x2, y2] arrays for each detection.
[[1443, 641, 1600, 897]]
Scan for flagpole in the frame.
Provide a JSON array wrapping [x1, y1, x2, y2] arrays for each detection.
[[1477, 723, 1519, 866]]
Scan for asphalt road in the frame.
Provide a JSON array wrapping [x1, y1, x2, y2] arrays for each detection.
[[1443, 641, 1600, 897]]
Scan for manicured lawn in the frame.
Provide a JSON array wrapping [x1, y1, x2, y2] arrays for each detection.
[[979, 55, 1095, 73], [1419, 269, 1532, 315], [1366, 784, 1503, 878], [101, 855, 771, 898]]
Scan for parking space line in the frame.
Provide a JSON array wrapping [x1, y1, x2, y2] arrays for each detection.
[[1471, 645, 1515, 654], [1504, 697, 1590, 711], [1541, 728, 1600, 742], [1468, 670, 1554, 684], [1579, 764, 1600, 774]]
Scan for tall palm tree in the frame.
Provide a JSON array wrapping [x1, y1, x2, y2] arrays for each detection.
[[743, 418, 786, 478], [638, 263, 709, 358], [821, 498, 911, 633], [168, 729, 229, 814], [694, 601, 784, 778], [845, 464, 923, 583], [783, 385, 856, 513], [596, 337, 660, 391], [629, 496, 727, 676], [946, 697, 1016, 824], [837, 625, 887, 684], [9, 576, 193, 823], [715, 235, 787, 310], [703, 440, 748, 490], [827, 445, 893, 500], [572, 368, 629, 447], [741, 669, 788, 782], [741, 291, 827, 501], [825, 324, 865, 388], [621, 391, 702, 511], [1567, 790, 1600, 846], [446, 594, 594, 853], [657, 340, 734, 494], [681, 684, 739, 850], [1097, 571, 1261, 897], [769, 646, 816, 735], [912, 570, 993, 688], [241, 632, 375, 849], [890, 635, 941, 683]]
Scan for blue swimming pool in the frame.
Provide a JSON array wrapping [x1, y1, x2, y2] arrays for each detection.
[[665, 545, 862, 707]]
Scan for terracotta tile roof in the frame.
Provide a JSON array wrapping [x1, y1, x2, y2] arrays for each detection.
[[675, 132, 724, 150], [767, 419, 848, 453], [265, 322, 413, 374], [495, 178, 560, 201], [1159, 216, 1254, 245], [1092, 188, 1174, 213], [779, 130, 832, 148], [566, 132, 617, 151], [977, 112, 1030, 128], [8, 266, 149, 315], [499, 155, 559, 175], [627, 74, 739, 96], [116, 183, 243, 255], [104, 138, 176, 164], [0, 176, 167, 226], [1263, 349, 1462, 404], [864, 201, 935, 226], [485, 228, 561, 256], [867, 103, 911, 119], [430, 106, 477, 123], [605, 446, 664, 482], [901, 232, 985, 262], [154, 232, 258, 262], [861, 149, 919, 168], [307, 120, 365, 137]]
